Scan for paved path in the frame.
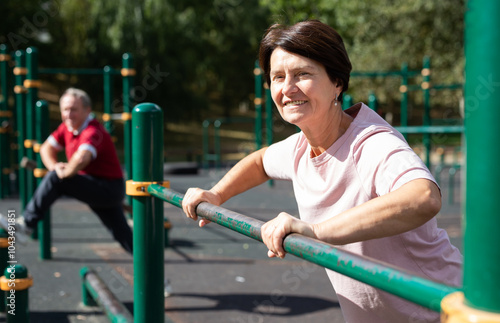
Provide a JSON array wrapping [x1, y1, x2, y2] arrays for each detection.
[[0, 168, 463, 323]]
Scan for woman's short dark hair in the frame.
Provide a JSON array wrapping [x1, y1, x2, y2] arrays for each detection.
[[259, 20, 352, 101]]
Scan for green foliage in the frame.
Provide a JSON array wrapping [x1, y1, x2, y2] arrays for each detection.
[[2, 0, 465, 124]]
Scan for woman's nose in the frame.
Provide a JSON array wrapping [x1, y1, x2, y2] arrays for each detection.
[[282, 76, 298, 96]]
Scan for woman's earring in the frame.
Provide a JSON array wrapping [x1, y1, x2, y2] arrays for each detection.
[[334, 94, 338, 106]]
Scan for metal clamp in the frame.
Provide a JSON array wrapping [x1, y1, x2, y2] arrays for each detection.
[[0, 275, 34, 291], [126, 180, 170, 196], [121, 68, 136, 77]]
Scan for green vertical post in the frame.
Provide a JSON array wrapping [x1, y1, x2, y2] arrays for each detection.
[[422, 56, 431, 167], [254, 61, 262, 150], [0, 229, 8, 312], [202, 120, 210, 170], [2, 264, 32, 322], [25, 47, 38, 204], [368, 91, 378, 111], [400, 63, 408, 129], [122, 53, 134, 206], [463, 0, 500, 313], [342, 94, 352, 110], [131, 103, 164, 323], [14, 51, 27, 210], [103, 66, 114, 134], [35, 100, 51, 260], [214, 120, 221, 169], [265, 86, 274, 187], [0, 45, 12, 198]]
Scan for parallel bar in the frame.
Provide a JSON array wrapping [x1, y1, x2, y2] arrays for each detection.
[[149, 185, 459, 312], [395, 125, 464, 134], [81, 267, 134, 323]]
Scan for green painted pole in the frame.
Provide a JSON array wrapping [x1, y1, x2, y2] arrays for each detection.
[[25, 47, 38, 205], [2, 264, 32, 322], [149, 186, 459, 312], [122, 53, 134, 207], [14, 51, 27, 210], [131, 103, 164, 323], [463, 0, 500, 313], [202, 120, 210, 169], [368, 91, 378, 111], [400, 63, 408, 128], [254, 61, 262, 150], [0, 228, 8, 312], [0, 45, 11, 198], [265, 86, 274, 187], [422, 56, 431, 168], [80, 267, 134, 323], [35, 100, 51, 260], [103, 66, 114, 134], [342, 94, 353, 110]]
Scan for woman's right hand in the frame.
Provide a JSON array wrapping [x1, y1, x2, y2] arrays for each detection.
[[182, 188, 223, 227]]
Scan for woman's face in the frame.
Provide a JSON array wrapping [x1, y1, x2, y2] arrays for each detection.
[[269, 47, 341, 128]]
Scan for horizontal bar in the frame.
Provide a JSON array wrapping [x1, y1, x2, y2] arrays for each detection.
[[39, 68, 121, 75], [149, 185, 460, 312], [395, 125, 464, 134], [351, 70, 421, 77], [81, 267, 134, 323]]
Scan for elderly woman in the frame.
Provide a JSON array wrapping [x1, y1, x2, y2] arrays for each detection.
[[182, 20, 462, 322]]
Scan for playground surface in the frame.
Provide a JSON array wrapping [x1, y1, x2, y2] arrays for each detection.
[[0, 167, 463, 323]]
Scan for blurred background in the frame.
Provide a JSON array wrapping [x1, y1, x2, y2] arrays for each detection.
[[1, 0, 465, 164]]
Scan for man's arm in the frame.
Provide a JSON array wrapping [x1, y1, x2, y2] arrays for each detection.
[[54, 149, 93, 179], [39, 140, 60, 171]]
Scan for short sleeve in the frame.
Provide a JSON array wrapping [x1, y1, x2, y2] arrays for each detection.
[[78, 125, 103, 157], [263, 133, 301, 181], [354, 130, 437, 197], [49, 123, 67, 150]]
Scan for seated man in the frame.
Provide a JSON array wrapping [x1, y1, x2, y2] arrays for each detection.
[[1, 88, 132, 254]]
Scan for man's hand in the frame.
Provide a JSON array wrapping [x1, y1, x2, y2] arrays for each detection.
[[53, 162, 68, 179]]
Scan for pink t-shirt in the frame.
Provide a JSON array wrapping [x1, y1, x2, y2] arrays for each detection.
[[263, 103, 462, 323]]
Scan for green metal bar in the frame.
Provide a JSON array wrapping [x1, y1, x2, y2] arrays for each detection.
[[0, 45, 11, 198], [14, 50, 27, 210], [214, 120, 221, 169], [0, 228, 8, 312], [80, 267, 134, 323], [422, 56, 431, 167], [25, 47, 38, 206], [342, 94, 352, 110], [3, 264, 31, 322], [254, 61, 262, 150], [202, 120, 210, 170], [131, 103, 164, 323], [122, 53, 134, 208], [149, 186, 459, 312], [35, 100, 51, 260], [395, 125, 464, 134], [350, 70, 420, 78], [367, 91, 377, 111], [265, 86, 274, 187], [464, 0, 500, 313], [103, 66, 113, 134], [38, 68, 120, 75]]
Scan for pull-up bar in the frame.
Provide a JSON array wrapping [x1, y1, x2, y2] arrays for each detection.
[[147, 184, 459, 313]]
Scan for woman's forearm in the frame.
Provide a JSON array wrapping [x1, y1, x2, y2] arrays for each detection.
[[211, 148, 270, 204], [312, 178, 442, 245]]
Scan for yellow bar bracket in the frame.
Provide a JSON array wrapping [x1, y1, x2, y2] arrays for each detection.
[[126, 180, 170, 197], [441, 292, 500, 323]]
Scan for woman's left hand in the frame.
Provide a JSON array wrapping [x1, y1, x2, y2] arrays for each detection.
[[261, 212, 315, 259]]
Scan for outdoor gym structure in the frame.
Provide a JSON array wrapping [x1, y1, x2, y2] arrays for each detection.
[[126, 2, 499, 322], [0, 45, 136, 204], [1, 1, 500, 322]]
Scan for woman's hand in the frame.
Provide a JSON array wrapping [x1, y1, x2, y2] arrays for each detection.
[[261, 212, 316, 259], [182, 188, 223, 227]]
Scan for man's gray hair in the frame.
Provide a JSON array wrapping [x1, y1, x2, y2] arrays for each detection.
[[60, 88, 92, 108]]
